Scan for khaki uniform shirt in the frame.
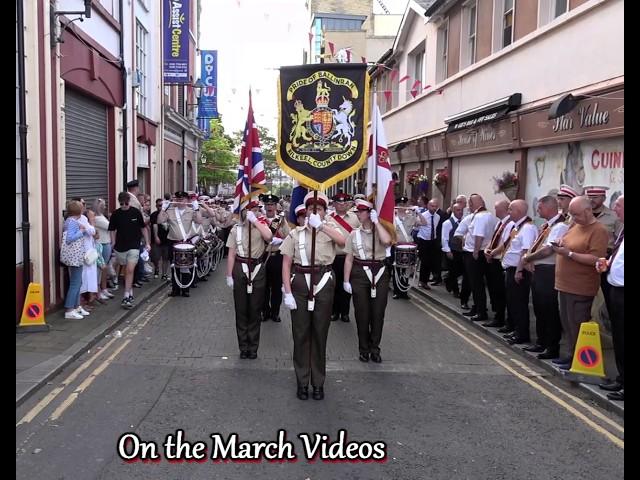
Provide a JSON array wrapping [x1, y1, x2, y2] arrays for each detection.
[[329, 211, 360, 255], [265, 213, 291, 253], [344, 227, 388, 261], [158, 207, 199, 241], [394, 213, 417, 243], [280, 218, 340, 266], [594, 206, 623, 251], [226, 222, 268, 258]]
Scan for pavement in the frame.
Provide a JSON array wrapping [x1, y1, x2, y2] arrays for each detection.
[[409, 281, 624, 417], [16, 277, 170, 407]]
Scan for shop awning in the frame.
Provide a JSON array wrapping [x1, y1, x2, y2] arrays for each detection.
[[445, 93, 521, 133]]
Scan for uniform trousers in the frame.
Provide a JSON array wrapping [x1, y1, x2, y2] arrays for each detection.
[[505, 267, 532, 341], [463, 252, 488, 316], [418, 238, 441, 283], [485, 259, 507, 324], [263, 252, 284, 320], [290, 272, 335, 388], [607, 285, 624, 385], [351, 264, 390, 355], [232, 261, 266, 353], [331, 255, 351, 316]]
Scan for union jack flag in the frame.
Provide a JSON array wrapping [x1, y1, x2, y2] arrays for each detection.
[[233, 91, 266, 214]]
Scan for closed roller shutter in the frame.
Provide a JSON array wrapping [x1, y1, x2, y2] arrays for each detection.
[[65, 88, 108, 205]]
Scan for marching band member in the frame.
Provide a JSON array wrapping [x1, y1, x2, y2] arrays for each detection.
[[281, 192, 345, 400], [158, 191, 203, 297], [329, 192, 360, 322], [225, 201, 272, 359], [261, 194, 291, 323], [392, 196, 416, 299], [294, 204, 307, 226], [343, 199, 392, 363]]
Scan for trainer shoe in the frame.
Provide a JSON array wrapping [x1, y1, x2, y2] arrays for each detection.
[[76, 306, 91, 316], [65, 310, 83, 320]]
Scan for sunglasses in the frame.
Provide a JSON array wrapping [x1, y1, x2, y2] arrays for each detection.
[[119, 201, 129, 206]]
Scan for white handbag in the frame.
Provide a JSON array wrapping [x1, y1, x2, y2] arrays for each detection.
[[84, 247, 99, 265]]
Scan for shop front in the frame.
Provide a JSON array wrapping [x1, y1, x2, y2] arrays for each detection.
[[519, 87, 624, 219]]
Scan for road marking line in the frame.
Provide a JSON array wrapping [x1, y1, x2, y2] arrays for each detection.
[[410, 294, 491, 345], [49, 340, 131, 422], [17, 297, 170, 427], [410, 299, 624, 449]]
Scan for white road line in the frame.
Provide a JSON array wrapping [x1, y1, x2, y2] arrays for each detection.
[[409, 298, 624, 449]]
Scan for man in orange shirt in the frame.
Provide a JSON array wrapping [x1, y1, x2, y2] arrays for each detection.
[[551, 196, 608, 369]]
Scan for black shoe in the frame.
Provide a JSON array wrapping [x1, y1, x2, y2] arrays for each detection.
[[607, 390, 624, 401], [262, 315, 270, 322], [370, 353, 382, 363], [470, 314, 488, 321], [341, 314, 350, 323], [482, 321, 505, 328], [296, 386, 309, 400], [497, 326, 514, 334], [168, 291, 180, 297], [133, 282, 143, 288], [190, 284, 198, 289], [359, 353, 369, 362], [331, 314, 339, 321], [247, 352, 257, 359], [312, 386, 324, 400], [199, 276, 208, 282], [181, 291, 190, 297], [552, 356, 573, 366], [430, 280, 442, 286], [599, 381, 623, 392], [272, 316, 281, 323], [460, 303, 471, 310], [240, 351, 249, 359], [537, 349, 560, 360], [463, 310, 477, 317], [503, 332, 517, 339], [523, 344, 545, 353], [392, 294, 400, 299], [507, 336, 530, 345], [452, 292, 460, 298]]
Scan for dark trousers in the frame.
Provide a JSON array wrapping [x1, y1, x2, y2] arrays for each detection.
[[169, 240, 192, 294], [485, 259, 507, 324], [418, 238, 441, 283], [232, 261, 266, 353], [505, 267, 532, 341], [558, 292, 594, 358], [290, 273, 335, 388], [607, 286, 624, 385], [332, 255, 351, 316], [263, 252, 284, 320], [221, 226, 232, 257], [531, 264, 562, 351], [445, 251, 470, 303], [463, 252, 487, 316], [351, 264, 390, 355]]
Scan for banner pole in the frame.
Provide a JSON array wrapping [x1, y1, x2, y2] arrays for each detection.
[[371, 77, 378, 293], [309, 191, 318, 309]]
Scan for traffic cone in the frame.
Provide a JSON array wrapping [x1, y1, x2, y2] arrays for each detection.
[[17, 282, 49, 333], [569, 321, 605, 377]]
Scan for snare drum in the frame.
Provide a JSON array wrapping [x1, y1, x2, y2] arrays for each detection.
[[173, 243, 196, 268], [395, 243, 417, 268]]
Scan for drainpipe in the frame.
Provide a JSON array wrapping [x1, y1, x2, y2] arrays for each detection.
[[181, 127, 186, 190], [119, 0, 128, 190], [17, 0, 31, 295]]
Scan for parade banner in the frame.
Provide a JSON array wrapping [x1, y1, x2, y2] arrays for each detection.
[[163, 0, 190, 83], [277, 64, 370, 191], [199, 50, 218, 118]]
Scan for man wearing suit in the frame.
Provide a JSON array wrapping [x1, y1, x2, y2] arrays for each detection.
[[416, 198, 448, 288]]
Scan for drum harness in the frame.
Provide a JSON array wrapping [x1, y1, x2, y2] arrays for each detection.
[[172, 207, 197, 289], [355, 229, 385, 299], [393, 215, 417, 294]]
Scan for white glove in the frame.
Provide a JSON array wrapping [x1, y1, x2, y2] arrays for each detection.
[[226, 276, 234, 288], [370, 209, 379, 224], [192, 200, 199, 211], [343, 282, 352, 294], [284, 292, 297, 310], [162, 200, 170, 211], [308, 213, 323, 230], [140, 250, 149, 262], [271, 237, 284, 246], [246, 210, 258, 224]]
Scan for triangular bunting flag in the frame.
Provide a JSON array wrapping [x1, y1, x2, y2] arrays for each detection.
[[390, 69, 398, 82], [384, 90, 392, 103], [398, 75, 410, 84], [328, 42, 335, 56]]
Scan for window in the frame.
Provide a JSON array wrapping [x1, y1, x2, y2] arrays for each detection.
[[135, 20, 148, 116], [407, 45, 425, 101], [461, 1, 477, 69], [538, 0, 569, 26], [168, 160, 174, 193], [98, 0, 119, 19], [178, 85, 185, 116], [502, 0, 514, 48], [436, 20, 449, 83]]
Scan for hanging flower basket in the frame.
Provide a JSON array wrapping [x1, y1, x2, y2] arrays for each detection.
[[433, 169, 449, 195], [492, 171, 519, 200]]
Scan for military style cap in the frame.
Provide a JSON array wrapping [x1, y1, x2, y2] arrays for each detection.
[[294, 204, 306, 216], [304, 191, 329, 208], [584, 185, 609, 197], [332, 192, 353, 202], [355, 199, 374, 210], [260, 193, 280, 204], [174, 191, 188, 198], [396, 196, 409, 204], [557, 184, 580, 198]]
